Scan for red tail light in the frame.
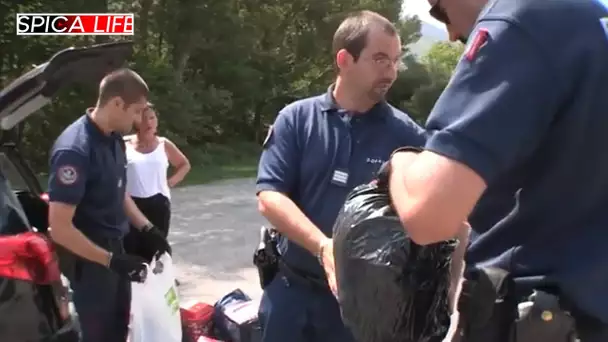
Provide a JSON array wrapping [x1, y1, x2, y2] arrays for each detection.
[[0, 232, 60, 284], [40, 192, 49, 203]]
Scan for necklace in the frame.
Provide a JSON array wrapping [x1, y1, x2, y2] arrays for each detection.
[[134, 136, 158, 153]]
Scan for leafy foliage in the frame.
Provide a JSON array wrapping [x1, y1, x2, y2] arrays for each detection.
[[0, 0, 464, 172]]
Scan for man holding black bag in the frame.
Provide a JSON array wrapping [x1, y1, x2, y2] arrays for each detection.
[[385, 0, 608, 341], [255, 10, 428, 342]]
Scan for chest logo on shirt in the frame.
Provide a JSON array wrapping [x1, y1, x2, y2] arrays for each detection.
[[366, 158, 385, 165], [118, 178, 123, 188], [331, 169, 349, 186], [57, 165, 78, 185]]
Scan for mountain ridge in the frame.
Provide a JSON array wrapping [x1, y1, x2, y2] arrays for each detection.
[[408, 21, 448, 57]]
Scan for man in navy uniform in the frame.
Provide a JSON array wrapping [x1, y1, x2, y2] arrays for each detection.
[[255, 10, 437, 342], [48, 68, 170, 342], [387, 0, 608, 340]]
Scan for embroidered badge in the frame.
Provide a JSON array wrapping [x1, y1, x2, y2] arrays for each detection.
[[331, 169, 349, 186], [57, 165, 78, 185], [600, 17, 608, 38], [598, 0, 608, 36], [263, 125, 273, 147], [464, 28, 489, 61]]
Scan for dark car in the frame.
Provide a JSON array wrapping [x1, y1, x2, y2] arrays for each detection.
[[0, 41, 134, 342]]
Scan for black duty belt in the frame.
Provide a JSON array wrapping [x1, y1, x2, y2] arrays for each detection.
[[278, 260, 329, 291]]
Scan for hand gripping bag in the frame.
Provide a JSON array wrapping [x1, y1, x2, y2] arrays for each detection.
[[129, 252, 182, 342], [333, 181, 457, 342]]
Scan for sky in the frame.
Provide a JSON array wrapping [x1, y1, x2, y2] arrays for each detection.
[[401, 0, 445, 29]]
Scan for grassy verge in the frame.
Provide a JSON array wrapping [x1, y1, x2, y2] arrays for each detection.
[[179, 142, 260, 186]]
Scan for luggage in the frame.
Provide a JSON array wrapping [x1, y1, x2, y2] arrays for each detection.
[[212, 289, 261, 342], [333, 181, 457, 342], [181, 302, 215, 342]]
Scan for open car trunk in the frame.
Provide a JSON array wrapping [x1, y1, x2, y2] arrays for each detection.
[[0, 41, 134, 342], [0, 41, 134, 232]]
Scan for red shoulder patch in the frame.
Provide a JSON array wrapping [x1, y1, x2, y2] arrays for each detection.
[[464, 28, 489, 61]]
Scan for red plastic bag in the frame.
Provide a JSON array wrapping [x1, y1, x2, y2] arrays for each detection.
[[0, 232, 60, 284], [181, 302, 215, 342]]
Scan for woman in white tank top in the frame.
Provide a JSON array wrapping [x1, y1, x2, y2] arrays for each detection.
[[123, 103, 190, 257]]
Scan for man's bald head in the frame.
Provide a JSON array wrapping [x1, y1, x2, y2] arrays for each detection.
[[97, 68, 149, 107]]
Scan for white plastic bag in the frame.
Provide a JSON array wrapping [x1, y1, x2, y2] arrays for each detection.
[[129, 253, 182, 342]]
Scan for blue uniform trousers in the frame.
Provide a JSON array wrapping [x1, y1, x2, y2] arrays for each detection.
[[258, 271, 354, 342], [66, 236, 130, 342]]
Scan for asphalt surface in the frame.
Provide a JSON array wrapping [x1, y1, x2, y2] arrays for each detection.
[[169, 178, 264, 305]]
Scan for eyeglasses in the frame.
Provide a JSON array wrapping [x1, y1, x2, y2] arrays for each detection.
[[362, 55, 403, 70], [429, 0, 450, 24]]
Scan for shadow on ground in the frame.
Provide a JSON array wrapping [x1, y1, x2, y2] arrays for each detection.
[[168, 178, 264, 303]]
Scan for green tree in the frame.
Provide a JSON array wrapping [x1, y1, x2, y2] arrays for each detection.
[[404, 41, 464, 122], [0, 0, 443, 175]]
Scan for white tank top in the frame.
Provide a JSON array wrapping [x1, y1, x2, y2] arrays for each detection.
[[125, 138, 171, 199]]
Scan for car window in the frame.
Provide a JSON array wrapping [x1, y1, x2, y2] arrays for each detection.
[[0, 152, 29, 191]]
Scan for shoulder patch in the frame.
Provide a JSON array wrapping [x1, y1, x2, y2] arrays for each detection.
[[57, 165, 78, 185], [263, 125, 273, 148], [464, 28, 489, 61], [600, 17, 608, 38]]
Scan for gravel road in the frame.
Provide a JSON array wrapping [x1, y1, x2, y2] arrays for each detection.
[[169, 178, 264, 305]]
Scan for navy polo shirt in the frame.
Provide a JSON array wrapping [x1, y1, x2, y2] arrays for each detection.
[[425, 0, 608, 322], [468, 182, 518, 240], [256, 87, 426, 277], [48, 114, 128, 238]]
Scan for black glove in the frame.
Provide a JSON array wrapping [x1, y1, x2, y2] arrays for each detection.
[[108, 253, 148, 282], [373, 146, 424, 187], [374, 160, 391, 188], [139, 225, 172, 262]]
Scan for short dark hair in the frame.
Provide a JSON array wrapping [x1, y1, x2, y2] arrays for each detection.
[[332, 10, 398, 61], [97, 68, 149, 107]]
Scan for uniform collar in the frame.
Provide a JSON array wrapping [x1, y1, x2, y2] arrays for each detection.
[[84, 109, 118, 142], [319, 84, 389, 121]]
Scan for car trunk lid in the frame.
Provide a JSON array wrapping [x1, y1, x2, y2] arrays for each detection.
[[0, 41, 133, 130]]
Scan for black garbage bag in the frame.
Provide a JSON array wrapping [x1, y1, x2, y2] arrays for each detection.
[[333, 182, 457, 342]]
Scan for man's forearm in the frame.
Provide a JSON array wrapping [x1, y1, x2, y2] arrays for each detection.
[[124, 195, 149, 229], [50, 225, 110, 266], [258, 191, 328, 255], [390, 154, 462, 244]]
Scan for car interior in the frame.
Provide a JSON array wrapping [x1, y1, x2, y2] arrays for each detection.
[[0, 145, 48, 233]]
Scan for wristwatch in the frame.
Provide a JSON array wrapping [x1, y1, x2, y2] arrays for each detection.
[[316, 238, 331, 266], [106, 252, 113, 268]]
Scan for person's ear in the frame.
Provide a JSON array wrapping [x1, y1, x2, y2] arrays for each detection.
[[111, 97, 124, 110], [336, 49, 353, 70]]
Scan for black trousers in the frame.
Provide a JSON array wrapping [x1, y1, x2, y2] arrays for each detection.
[[123, 193, 171, 258]]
